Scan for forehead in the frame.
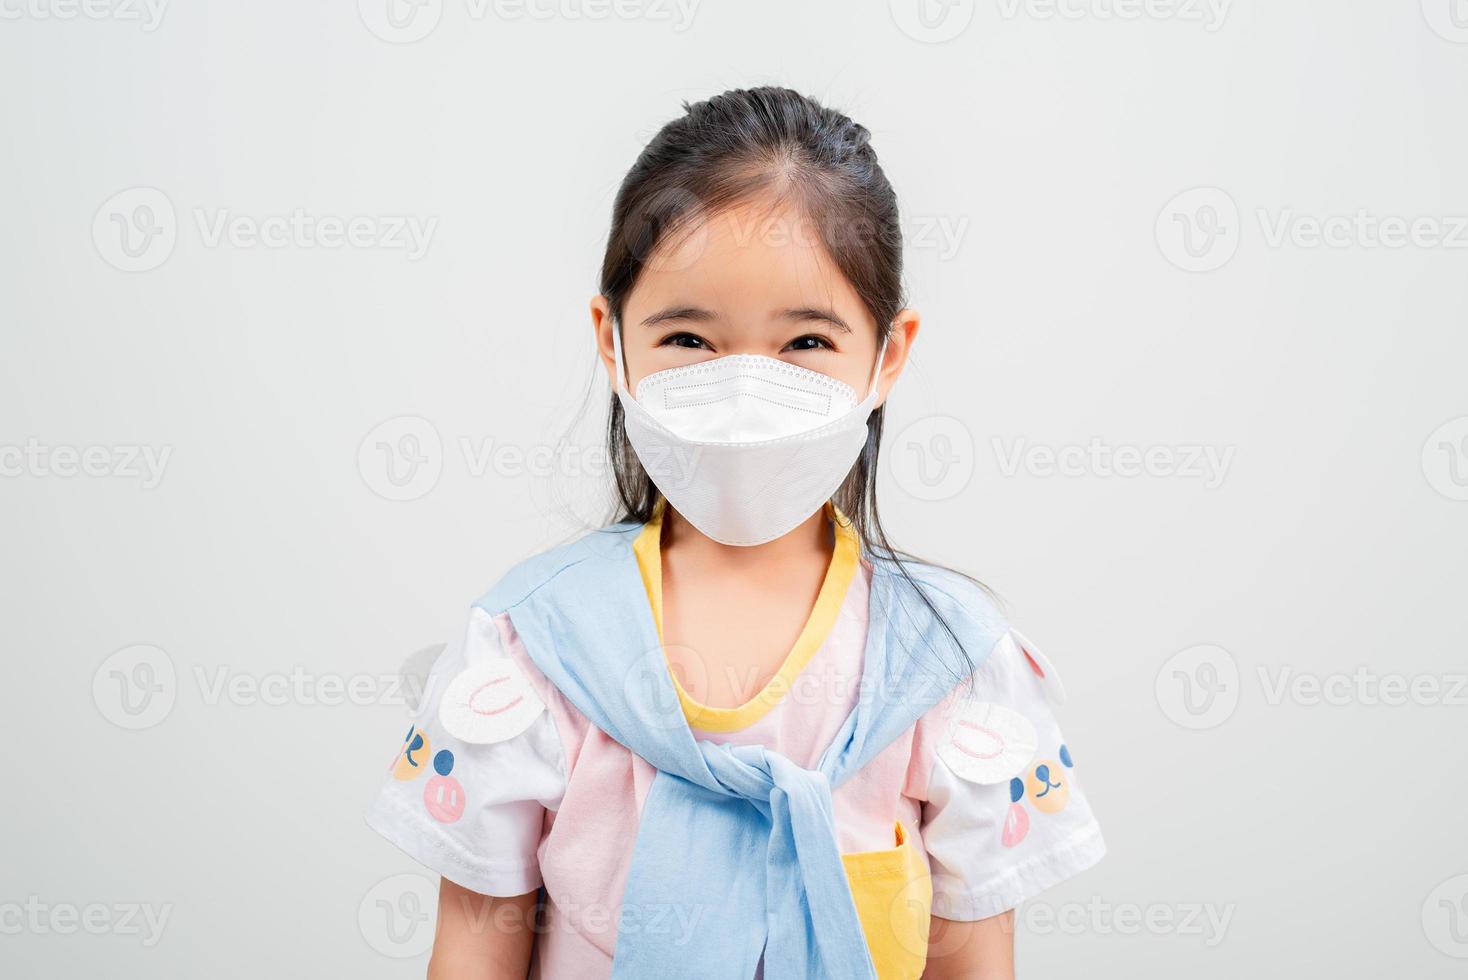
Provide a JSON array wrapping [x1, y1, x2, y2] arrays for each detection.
[[626, 199, 871, 326]]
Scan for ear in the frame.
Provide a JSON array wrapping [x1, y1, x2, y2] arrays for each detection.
[[874, 308, 920, 408], [590, 295, 620, 392]]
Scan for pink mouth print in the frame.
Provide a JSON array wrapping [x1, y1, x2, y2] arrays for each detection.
[[952, 720, 1007, 760], [424, 749, 465, 824], [467, 676, 524, 716], [936, 702, 1038, 785], [438, 659, 547, 745]]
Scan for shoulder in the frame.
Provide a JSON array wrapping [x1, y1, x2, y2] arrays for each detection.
[[906, 628, 1071, 801], [868, 553, 1011, 659], [475, 520, 642, 614]]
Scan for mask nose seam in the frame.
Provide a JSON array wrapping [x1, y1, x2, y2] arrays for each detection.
[[661, 386, 835, 416], [639, 356, 853, 398]]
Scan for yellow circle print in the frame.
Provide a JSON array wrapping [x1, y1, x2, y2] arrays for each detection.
[[392, 725, 432, 781], [1025, 759, 1070, 814]]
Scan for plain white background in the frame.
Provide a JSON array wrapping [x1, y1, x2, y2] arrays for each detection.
[[3, 1, 1467, 976]]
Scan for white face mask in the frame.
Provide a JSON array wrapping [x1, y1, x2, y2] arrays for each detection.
[[612, 326, 888, 546]]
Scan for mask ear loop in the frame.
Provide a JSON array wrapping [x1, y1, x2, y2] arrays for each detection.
[[865, 330, 891, 401], [610, 319, 628, 396]]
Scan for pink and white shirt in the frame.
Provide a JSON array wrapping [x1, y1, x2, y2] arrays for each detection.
[[367, 512, 1104, 979]]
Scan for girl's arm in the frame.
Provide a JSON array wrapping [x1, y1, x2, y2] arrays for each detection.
[[922, 911, 1015, 980], [427, 878, 537, 980]]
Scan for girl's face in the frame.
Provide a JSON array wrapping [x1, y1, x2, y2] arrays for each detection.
[[593, 199, 918, 400]]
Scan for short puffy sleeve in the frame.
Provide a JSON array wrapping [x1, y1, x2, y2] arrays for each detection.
[[913, 629, 1105, 921], [365, 605, 567, 897]]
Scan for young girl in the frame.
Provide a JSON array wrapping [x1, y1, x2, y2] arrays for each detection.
[[367, 87, 1104, 980]]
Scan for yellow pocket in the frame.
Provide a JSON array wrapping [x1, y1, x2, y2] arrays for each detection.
[[841, 821, 932, 980]]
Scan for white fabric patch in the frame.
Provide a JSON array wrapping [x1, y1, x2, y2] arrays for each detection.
[[1010, 629, 1067, 707], [439, 659, 546, 745], [938, 701, 1038, 785]]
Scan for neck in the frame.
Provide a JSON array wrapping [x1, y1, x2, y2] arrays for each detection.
[[661, 504, 833, 568]]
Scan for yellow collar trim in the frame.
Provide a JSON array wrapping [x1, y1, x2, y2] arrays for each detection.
[[630, 500, 860, 733]]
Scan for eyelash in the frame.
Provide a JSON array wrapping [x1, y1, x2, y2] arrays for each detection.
[[783, 334, 835, 352], [655, 332, 836, 352], [659, 332, 711, 350]]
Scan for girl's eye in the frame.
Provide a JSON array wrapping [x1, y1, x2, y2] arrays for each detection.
[[659, 332, 712, 350], [783, 334, 835, 352]]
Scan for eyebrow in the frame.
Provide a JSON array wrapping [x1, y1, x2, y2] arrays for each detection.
[[779, 307, 851, 333], [638, 304, 852, 333], [640, 306, 718, 327]]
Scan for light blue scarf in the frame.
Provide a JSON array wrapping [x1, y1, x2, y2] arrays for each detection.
[[476, 520, 1006, 979]]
